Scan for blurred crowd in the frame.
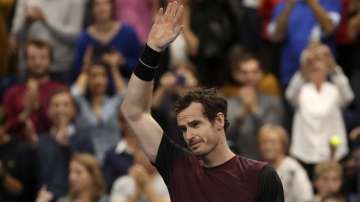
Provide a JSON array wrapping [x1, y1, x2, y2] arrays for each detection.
[[0, 0, 360, 202]]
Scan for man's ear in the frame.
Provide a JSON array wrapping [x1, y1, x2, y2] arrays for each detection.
[[215, 112, 225, 130]]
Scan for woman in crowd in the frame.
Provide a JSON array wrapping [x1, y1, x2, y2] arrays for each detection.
[[74, 0, 141, 79], [36, 153, 108, 202], [72, 47, 126, 162]]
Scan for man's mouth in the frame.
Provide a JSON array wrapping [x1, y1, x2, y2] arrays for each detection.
[[189, 139, 202, 149]]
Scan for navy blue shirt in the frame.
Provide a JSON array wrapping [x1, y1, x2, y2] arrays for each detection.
[[36, 131, 94, 201], [73, 24, 141, 79]]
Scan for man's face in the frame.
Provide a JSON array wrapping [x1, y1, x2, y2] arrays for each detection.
[[48, 92, 76, 127], [314, 171, 342, 197], [26, 45, 50, 78], [177, 102, 222, 156], [232, 59, 262, 86]]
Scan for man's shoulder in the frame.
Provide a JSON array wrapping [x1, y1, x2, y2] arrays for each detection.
[[4, 83, 25, 97], [236, 156, 268, 173], [46, 80, 66, 88]]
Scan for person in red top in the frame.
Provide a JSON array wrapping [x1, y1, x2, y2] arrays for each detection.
[[121, 2, 284, 202], [2, 39, 64, 141]]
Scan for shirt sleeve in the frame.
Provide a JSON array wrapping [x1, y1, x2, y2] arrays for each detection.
[[257, 165, 284, 202], [154, 134, 185, 185]]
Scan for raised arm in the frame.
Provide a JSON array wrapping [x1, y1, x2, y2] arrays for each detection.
[[120, 2, 184, 162], [268, 0, 296, 42]]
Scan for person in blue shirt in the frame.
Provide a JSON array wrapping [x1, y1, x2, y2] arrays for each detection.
[[73, 0, 141, 80], [267, 0, 342, 85]]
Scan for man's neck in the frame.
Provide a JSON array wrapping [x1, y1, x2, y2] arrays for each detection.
[[29, 75, 50, 84], [201, 138, 236, 168]]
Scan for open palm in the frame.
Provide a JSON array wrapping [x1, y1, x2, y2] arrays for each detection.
[[147, 1, 184, 52]]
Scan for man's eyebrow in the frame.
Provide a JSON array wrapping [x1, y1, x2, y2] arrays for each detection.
[[178, 125, 186, 131], [188, 120, 200, 126]]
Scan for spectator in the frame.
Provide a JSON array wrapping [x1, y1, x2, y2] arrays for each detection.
[[11, 0, 86, 83], [32, 88, 94, 201], [0, 0, 15, 76], [36, 153, 108, 202], [267, 0, 342, 85], [226, 52, 284, 159], [314, 161, 344, 202], [222, 47, 282, 98], [73, 0, 141, 80], [103, 113, 138, 191], [110, 149, 170, 202], [286, 43, 353, 177], [2, 39, 64, 141], [72, 48, 126, 162], [0, 103, 38, 202], [114, 0, 155, 44], [258, 124, 314, 202]]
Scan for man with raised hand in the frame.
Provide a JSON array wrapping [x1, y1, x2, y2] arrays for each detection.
[[121, 2, 284, 202]]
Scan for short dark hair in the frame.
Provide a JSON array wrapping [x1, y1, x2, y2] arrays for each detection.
[[229, 48, 262, 72], [25, 39, 54, 62], [174, 88, 229, 130]]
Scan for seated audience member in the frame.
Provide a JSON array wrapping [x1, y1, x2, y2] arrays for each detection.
[[103, 113, 138, 190], [72, 48, 126, 162], [225, 51, 284, 159], [314, 161, 344, 202], [11, 0, 86, 83], [286, 43, 353, 177], [73, 0, 141, 79], [36, 153, 108, 202], [222, 47, 281, 98], [258, 124, 314, 202], [110, 150, 170, 202], [0, 104, 38, 202], [32, 88, 94, 201], [2, 39, 64, 141]]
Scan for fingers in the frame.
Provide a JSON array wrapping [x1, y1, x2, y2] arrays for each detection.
[[154, 7, 164, 25], [169, 1, 178, 18], [164, 2, 173, 19], [174, 5, 185, 25]]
